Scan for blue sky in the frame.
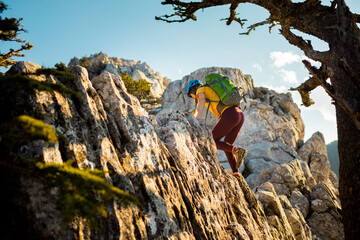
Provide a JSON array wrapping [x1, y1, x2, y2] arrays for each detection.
[[3, 0, 360, 144]]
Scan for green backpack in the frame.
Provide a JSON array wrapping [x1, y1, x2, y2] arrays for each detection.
[[204, 73, 242, 115]]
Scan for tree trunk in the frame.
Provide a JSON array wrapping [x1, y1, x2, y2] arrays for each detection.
[[333, 36, 360, 239], [284, 1, 360, 236], [331, 3, 360, 238], [337, 99, 360, 239]]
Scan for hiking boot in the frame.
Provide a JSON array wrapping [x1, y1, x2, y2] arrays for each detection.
[[233, 147, 247, 169]]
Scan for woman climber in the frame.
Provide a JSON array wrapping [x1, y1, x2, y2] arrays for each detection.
[[186, 78, 247, 178]]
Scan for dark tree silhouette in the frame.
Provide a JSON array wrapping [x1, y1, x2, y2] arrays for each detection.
[[157, 0, 360, 238], [0, 2, 33, 70]]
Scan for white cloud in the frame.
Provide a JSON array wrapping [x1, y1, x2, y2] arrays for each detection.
[[291, 89, 337, 143], [263, 84, 288, 93], [252, 63, 263, 72], [278, 69, 298, 84], [292, 87, 336, 123], [269, 51, 322, 70], [291, 91, 303, 107], [270, 51, 302, 68], [310, 88, 336, 122]]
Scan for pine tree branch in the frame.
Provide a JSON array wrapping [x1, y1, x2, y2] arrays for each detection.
[[156, 0, 236, 23], [290, 76, 322, 107], [225, 2, 242, 26], [280, 25, 331, 62], [305, 0, 321, 4], [322, 82, 360, 130], [353, 13, 360, 23], [302, 59, 328, 79], [295, 60, 360, 130], [240, 19, 275, 35], [290, 60, 328, 107], [330, 0, 337, 9]]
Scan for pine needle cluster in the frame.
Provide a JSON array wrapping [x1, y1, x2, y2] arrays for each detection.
[[0, 2, 33, 69]]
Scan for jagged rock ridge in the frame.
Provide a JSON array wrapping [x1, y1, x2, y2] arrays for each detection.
[[7, 62, 273, 239], [159, 66, 343, 239], [5, 60, 343, 240], [68, 53, 170, 98]]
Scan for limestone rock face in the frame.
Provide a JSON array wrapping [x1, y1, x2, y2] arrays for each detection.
[[8, 61, 276, 240], [7, 61, 41, 75], [255, 181, 312, 240], [252, 159, 343, 240], [160, 66, 343, 240], [6, 61, 343, 240], [237, 87, 305, 183], [68, 53, 168, 98], [298, 132, 331, 183]]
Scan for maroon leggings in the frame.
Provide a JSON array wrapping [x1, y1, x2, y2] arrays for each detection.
[[212, 107, 245, 173]]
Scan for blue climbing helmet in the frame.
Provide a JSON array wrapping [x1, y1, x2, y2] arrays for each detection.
[[186, 79, 202, 97]]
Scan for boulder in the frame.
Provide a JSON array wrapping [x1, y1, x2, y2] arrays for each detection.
[[252, 160, 344, 240], [298, 132, 331, 183], [7, 61, 41, 75]]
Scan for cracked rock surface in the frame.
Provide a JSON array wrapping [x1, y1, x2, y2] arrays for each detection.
[[7, 62, 343, 239], [161, 67, 343, 240], [8, 62, 274, 240]]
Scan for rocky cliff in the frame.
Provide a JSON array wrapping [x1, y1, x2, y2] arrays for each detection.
[[2, 61, 343, 240], [68, 53, 170, 98], [159, 67, 343, 239]]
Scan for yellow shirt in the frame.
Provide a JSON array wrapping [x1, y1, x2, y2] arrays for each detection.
[[196, 86, 230, 117]]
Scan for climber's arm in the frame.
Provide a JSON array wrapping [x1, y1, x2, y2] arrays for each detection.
[[195, 92, 205, 121]]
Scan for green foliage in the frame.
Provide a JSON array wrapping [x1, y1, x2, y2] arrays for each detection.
[[54, 62, 67, 71], [121, 73, 162, 111], [35, 66, 81, 94], [0, 2, 33, 69], [0, 115, 59, 144], [35, 67, 75, 81], [0, 73, 80, 98], [121, 73, 152, 101], [80, 57, 89, 67], [36, 161, 141, 229], [121, 72, 135, 93], [136, 79, 152, 100]]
